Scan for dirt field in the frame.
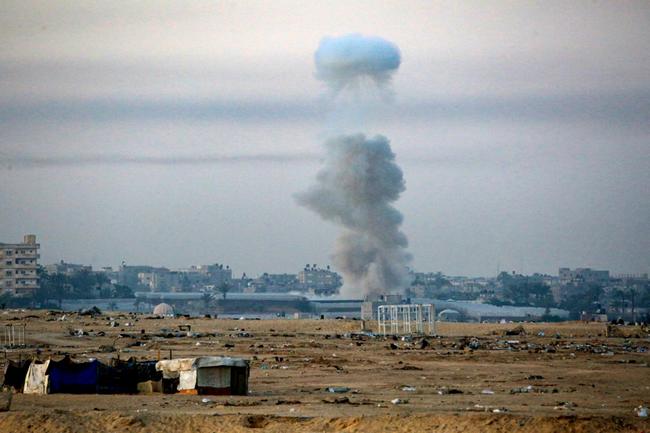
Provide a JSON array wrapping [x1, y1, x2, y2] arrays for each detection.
[[1, 310, 649, 432]]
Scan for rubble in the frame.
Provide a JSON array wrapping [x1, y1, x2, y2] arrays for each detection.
[[327, 386, 350, 393]]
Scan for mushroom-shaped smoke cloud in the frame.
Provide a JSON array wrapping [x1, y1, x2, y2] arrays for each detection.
[[315, 34, 401, 92], [299, 33, 410, 299]]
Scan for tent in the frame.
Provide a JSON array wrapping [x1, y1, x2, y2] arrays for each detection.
[[47, 356, 100, 394], [23, 360, 50, 395], [156, 356, 249, 395], [96, 358, 162, 394], [97, 358, 138, 394], [2, 360, 30, 392], [20, 357, 168, 395]]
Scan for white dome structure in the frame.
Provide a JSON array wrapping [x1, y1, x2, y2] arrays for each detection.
[[153, 303, 174, 317]]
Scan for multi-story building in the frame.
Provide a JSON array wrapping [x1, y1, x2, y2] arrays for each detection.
[[298, 265, 342, 295], [182, 264, 232, 289], [118, 265, 164, 289], [559, 268, 610, 285], [138, 269, 181, 292], [45, 260, 92, 276], [247, 273, 298, 293], [0, 234, 40, 296]]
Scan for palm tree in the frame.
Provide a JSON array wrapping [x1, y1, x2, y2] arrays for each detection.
[[218, 282, 231, 300], [201, 292, 213, 310]]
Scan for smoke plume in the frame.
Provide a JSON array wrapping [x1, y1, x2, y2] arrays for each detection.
[[299, 33, 410, 298], [296, 134, 410, 298], [315, 34, 401, 94]]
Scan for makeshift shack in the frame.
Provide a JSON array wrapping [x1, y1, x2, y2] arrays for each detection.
[[156, 356, 249, 395], [2, 360, 30, 392]]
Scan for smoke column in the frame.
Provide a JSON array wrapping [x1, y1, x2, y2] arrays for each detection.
[[297, 34, 410, 298]]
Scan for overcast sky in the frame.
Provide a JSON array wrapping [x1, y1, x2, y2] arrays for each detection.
[[1, 1, 649, 277]]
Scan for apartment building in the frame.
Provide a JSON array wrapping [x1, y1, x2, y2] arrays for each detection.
[[559, 267, 610, 285], [0, 234, 40, 296], [298, 265, 342, 295]]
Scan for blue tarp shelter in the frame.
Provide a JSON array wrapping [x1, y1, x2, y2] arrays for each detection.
[[47, 356, 100, 394]]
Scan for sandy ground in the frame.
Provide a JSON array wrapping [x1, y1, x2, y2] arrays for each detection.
[[1, 310, 649, 432]]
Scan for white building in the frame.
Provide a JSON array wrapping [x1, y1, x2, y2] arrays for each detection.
[[0, 234, 40, 296]]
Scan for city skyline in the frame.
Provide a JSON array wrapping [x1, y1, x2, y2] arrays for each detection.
[[1, 1, 649, 278]]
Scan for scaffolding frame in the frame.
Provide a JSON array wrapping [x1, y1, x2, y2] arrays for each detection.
[[2, 324, 26, 348], [377, 304, 435, 336]]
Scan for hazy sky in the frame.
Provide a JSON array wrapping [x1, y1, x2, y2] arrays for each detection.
[[1, 1, 649, 277]]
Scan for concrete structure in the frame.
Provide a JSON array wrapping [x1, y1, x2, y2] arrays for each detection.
[[118, 265, 162, 289], [297, 266, 341, 295], [138, 269, 181, 292], [0, 234, 40, 296], [45, 260, 91, 276], [182, 264, 232, 289], [247, 273, 297, 293], [136, 291, 310, 315], [559, 267, 610, 285], [361, 294, 404, 320]]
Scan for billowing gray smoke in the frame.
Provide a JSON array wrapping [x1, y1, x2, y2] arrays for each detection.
[[299, 34, 410, 299], [295, 134, 410, 298]]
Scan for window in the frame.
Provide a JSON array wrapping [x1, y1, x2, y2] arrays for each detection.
[[5, 270, 12, 276], [5, 261, 11, 265]]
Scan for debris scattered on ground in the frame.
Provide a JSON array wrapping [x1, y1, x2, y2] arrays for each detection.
[[212, 399, 261, 407], [510, 385, 534, 394], [504, 325, 527, 336], [396, 364, 422, 371], [437, 387, 464, 395], [327, 386, 350, 393], [322, 396, 355, 405], [79, 306, 102, 317], [554, 401, 577, 410]]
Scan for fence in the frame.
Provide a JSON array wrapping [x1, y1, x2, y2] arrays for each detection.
[[2, 324, 26, 347], [377, 304, 435, 336]]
